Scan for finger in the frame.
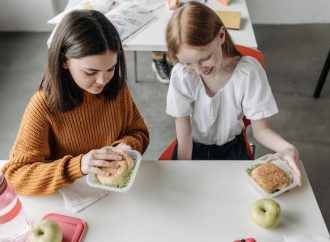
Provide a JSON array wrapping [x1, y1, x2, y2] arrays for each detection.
[[288, 160, 299, 174], [96, 147, 113, 153], [116, 144, 132, 150], [93, 148, 122, 160], [293, 172, 302, 187], [288, 160, 301, 180], [93, 153, 122, 161], [90, 159, 118, 168], [294, 162, 303, 186], [286, 159, 302, 186], [112, 146, 131, 153]]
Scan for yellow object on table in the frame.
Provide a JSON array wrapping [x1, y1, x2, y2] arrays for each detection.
[[83, 0, 93, 10], [216, 10, 241, 30]]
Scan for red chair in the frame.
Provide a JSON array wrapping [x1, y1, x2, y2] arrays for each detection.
[[159, 45, 264, 160]]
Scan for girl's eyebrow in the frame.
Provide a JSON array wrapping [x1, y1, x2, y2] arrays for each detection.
[[85, 63, 117, 71]]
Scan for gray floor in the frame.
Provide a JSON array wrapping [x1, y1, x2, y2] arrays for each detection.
[[0, 24, 330, 230]]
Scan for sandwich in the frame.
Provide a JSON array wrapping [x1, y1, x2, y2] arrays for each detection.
[[97, 152, 135, 188], [250, 162, 289, 193]]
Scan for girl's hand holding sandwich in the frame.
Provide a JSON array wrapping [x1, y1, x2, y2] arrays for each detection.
[[275, 145, 302, 186], [81, 147, 124, 176], [251, 119, 302, 186]]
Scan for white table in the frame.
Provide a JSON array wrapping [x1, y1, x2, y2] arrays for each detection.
[[1, 160, 329, 242]]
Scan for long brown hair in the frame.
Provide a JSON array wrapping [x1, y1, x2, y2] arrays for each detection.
[[41, 10, 126, 112], [166, 1, 241, 64]]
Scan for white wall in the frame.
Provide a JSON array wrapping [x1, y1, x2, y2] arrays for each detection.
[[0, 0, 330, 31], [247, 0, 330, 24]]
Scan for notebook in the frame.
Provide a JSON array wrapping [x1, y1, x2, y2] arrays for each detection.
[[216, 10, 241, 30]]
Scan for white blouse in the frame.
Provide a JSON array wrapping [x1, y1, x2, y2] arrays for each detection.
[[166, 56, 278, 146]]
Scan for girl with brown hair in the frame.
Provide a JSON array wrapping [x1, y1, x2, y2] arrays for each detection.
[[166, 1, 302, 185], [2, 10, 149, 195]]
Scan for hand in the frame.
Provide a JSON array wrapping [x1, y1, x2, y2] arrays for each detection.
[[275, 146, 303, 186], [112, 142, 132, 152], [81, 147, 123, 176]]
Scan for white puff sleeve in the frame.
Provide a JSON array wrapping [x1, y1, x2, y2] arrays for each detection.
[[166, 64, 195, 117], [242, 57, 278, 120]]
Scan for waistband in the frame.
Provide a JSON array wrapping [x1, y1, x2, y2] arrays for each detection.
[[193, 133, 245, 151]]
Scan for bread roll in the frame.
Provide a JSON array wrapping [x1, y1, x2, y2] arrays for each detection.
[[97, 152, 134, 186], [251, 163, 289, 193]]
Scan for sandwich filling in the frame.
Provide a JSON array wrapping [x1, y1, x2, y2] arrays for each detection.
[[250, 163, 289, 193]]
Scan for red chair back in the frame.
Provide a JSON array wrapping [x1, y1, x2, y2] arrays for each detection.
[[235, 45, 264, 67], [159, 45, 264, 160], [159, 140, 177, 160]]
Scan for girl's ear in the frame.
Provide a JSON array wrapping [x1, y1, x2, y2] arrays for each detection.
[[218, 26, 226, 45], [62, 61, 69, 69]]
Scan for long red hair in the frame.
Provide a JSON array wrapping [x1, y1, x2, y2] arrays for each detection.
[[166, 1, 241, 64]]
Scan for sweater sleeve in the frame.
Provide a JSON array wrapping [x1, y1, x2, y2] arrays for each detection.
[[112, 84, 150, 154], [2, 92, 84, 195]]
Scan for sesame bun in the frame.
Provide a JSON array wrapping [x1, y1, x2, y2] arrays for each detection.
[[251, 162, 289, 193], [97, 152, 134, 186]]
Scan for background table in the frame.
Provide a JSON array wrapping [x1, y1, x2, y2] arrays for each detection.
[[1, 160, 329, 241]]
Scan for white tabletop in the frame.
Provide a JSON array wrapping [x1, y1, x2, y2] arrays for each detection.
[[123, 0, 258, 51], [1, 159, 329, 242]]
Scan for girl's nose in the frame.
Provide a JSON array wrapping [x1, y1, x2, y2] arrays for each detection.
[[96, 72, 108, 85]]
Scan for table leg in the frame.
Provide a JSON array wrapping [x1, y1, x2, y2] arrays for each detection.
[[134, 51, 138, 83], [313, 49, 330, 98]]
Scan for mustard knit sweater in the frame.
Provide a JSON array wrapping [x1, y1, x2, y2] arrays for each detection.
[[2, 83, 149, 195]]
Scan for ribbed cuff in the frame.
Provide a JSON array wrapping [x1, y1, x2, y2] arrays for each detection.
[[66, 155, 84, 182]]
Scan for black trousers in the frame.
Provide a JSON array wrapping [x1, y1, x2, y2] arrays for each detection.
[[171, 133, 250, 160]]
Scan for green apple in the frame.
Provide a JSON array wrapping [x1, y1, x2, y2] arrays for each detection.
[[250, 198, 281, 229], [29, 219, 62, 242]]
